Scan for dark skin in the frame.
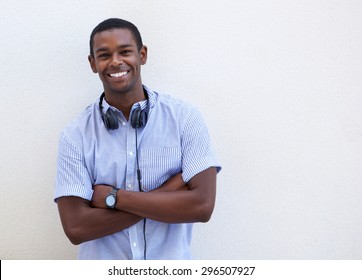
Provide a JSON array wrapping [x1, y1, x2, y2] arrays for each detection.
[[89, 28, 147, 119], [57, 28, 217, 245], [57, 173, 188, 245], [91, 167, 217, 223]]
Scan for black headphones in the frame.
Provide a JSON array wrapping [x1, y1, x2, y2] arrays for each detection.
[[98, 90, 150, 130]]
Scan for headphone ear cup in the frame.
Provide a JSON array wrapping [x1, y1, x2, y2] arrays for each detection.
[[131, 108, 148, 129], [131, 108, 141, 129], [138, 109, 148, 128], [104, 109, 119, 130]]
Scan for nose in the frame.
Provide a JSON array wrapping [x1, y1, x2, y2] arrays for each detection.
[[110, 53, 123, 66]]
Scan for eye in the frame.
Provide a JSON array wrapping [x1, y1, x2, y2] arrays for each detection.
[[98, 53, 110, 59], [120, 50, 132, 55]]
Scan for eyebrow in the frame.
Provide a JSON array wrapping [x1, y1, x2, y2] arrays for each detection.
[[95, 44, 134, 53]]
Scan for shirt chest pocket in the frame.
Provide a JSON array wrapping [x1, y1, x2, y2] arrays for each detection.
[[139, 147, 182, 191]]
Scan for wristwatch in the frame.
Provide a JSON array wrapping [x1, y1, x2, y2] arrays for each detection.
[[105, 188, 118, 208]]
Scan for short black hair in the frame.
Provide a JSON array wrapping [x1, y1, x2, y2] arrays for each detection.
[[89, 18, 143, 57]]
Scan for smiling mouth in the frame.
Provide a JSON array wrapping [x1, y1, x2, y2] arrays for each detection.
[[108, 71, 129, 78]]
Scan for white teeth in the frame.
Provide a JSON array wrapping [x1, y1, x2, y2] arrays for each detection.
[[110, 71, 128, 78]]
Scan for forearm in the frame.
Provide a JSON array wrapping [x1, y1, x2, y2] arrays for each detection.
[[91, 172, 191, 223], [115, 167, 217, 223], [90, 168, 217, 224], [57, 196, 142, 245], [116, 189, 211, 223]]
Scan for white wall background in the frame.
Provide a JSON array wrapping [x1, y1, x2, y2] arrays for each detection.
[[1, 0, 362, 260]]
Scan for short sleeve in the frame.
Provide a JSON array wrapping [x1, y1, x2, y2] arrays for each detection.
[[54, 133, 93, 201], [181, 107, 221, 182]]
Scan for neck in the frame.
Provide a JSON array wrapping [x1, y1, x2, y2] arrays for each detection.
[[105, 84, 145, 119]]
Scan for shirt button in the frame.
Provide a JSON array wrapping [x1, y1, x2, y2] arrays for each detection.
[[121, 121, 126, 126], [129, 151, 134, 156], [126, 184, 133, 190], [133, 242, 137, 247]]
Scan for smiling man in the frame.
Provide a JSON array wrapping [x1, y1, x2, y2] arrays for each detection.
[[54, 18, 221, 260]]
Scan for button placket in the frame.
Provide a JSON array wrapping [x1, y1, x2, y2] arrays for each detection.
[[125, 120, 143, 259]]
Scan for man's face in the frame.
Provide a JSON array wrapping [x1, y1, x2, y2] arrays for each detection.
[[89, 28, 147, 96]]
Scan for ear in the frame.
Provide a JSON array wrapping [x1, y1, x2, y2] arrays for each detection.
[[140, 45, 148, 65], [88, 55, 98, 73]]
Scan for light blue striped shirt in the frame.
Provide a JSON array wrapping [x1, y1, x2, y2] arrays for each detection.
[[55, 85, 221, 259]]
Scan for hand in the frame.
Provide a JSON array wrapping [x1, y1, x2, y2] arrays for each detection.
[[90, 184, 114, 208], [154, 173, 188, 192]]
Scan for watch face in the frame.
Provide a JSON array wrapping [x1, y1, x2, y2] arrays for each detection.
[[106, 195, 116, 207]]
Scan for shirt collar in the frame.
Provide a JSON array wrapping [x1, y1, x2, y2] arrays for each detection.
[[142, 84, 157, 109]]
